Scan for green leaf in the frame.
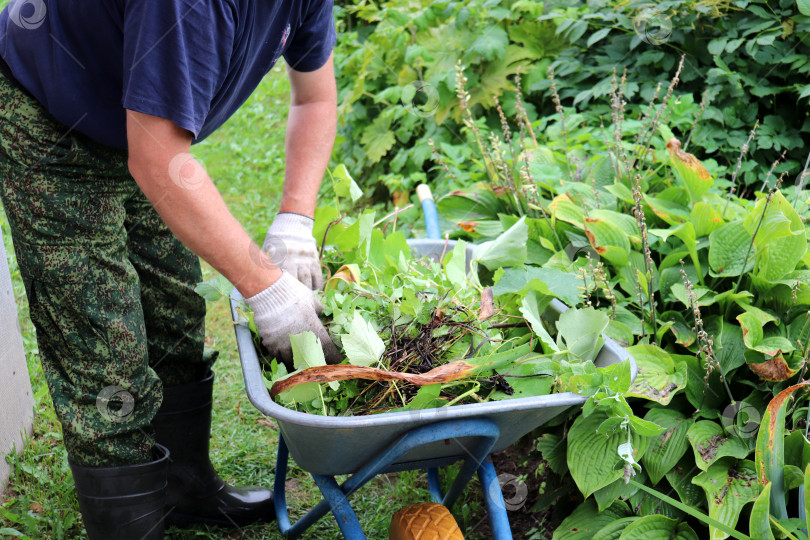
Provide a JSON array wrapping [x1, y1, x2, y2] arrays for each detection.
[[550, 193, 586, 225], [799, 0, 810, 16], [749, 483, 776, 540], [691, 202, 725, 237], [553, 499, 631, 540], [474, 216, 528, 270], [642, 409, 694, 485], [805, 463, 810, 534], [709, 220, 751, 277], [444, 239, 468, 290], [492, 266, 582, 306], [756, 382, 810, 521], [520, 292, 559, 352], [537, 433, 568, 475], [567, 410, 650, 498], [692, 459, 760, 539], [618, 514, 699, 540], [669, 148, 714, 204], [630, 480, 751, 540], [277, 331, 334, 404], [359, 113, 395, 163], [625, 345, 688, 405], [194, 274, 232, 302], [593, 517, 639, 540], [402, 383, 443, 409], [470, 25, 509, 61], [687, 420, 753, 471], [332, 163, 363, 202], [743, 191, 807, 281], [556, 307, 608, 361], [341, 311, 385, 367]]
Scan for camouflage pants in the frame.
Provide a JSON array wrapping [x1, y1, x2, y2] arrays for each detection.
[[0, 71, 217, 467]]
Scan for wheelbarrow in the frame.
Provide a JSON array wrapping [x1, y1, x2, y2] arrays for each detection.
[[230, 185, 637, 539]]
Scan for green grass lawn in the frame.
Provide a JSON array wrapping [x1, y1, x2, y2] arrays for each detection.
[[0, 63, 496, 539]]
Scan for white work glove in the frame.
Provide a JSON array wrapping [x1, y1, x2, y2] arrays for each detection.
[[246, 271, 342, 369], [262, 213, 323, 291]]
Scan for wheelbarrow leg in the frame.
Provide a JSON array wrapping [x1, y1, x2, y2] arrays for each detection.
[[275, 435, 345, 539], [312, 474, 366, 540], [477, 459, 513, 540]]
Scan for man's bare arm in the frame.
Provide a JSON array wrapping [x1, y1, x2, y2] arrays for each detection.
[[278, 53, 337, 218], [126, 111, 281, 297]]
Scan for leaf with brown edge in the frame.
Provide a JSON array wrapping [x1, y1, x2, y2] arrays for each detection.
[[748, 353, 798, 381], [755, 381, 810, 521], [666, 137, 713, 204], [324, 264, 362, 292], [666, 138, 711, 180], [269, 361, 477, 398], [458, 221, 478, 233]]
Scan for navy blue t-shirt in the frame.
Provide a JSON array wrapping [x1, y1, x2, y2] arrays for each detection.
[[0, 0, 336, 148]]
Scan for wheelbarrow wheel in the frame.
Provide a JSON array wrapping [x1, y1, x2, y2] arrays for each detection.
[[389, 502, 464, 540]]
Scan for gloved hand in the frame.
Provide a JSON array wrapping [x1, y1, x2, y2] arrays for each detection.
[[262, 213, 323, 291], [246, 271, 342, 369]]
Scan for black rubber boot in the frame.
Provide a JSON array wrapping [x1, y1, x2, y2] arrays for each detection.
[[152, 370, 275, 528], [69, 444, 169, 540]]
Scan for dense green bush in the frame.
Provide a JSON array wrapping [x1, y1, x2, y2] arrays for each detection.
[[333, 0, 810, 200], [541, 0, 810, 188]]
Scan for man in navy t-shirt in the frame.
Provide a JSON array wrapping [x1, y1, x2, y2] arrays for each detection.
[[0, 0, 340, 537]]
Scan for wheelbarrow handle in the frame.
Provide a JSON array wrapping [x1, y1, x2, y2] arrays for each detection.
[[416, 184, 441, 240]]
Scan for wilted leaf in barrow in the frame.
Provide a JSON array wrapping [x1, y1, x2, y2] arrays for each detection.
[[341, 311, 385, 367], [556, 307, 608, 361], [473, 216, 528, 270]]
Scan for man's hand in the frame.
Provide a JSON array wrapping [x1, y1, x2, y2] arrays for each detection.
[[246, 271, 341, 368], [263, 213, 323, 290]]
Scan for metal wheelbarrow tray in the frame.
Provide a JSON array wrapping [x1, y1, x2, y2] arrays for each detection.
[[230, 240, 637, 478]]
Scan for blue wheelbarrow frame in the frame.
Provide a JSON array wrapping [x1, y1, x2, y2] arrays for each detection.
[[229, 249, 635, 538]]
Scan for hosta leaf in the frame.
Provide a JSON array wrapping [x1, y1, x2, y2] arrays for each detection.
[[708, 220, 751, 277], [667, 138, 713, 204], [617, 515, 699, 540], [644, 195, 689, 225], [748, 483, 775, 540], [687, 421, 753, 471], [666, 454, 706, 508], [625, 345, 688, 405], [692, 459, 760, 540], [691, 201, 725, 237], [537, 432, 568, 475], [584, 215, 630, 266], [520, 292, 558, 352], [556, 307, 608, 361], [756, 382, 810, 520], [473, 216, 528, 269], [567, 410, 650, 498], [552, 499, 631, 540], [642, 409, 694, 485], [341, 311, 385, 367], [592, 517, 639, 540], [492, 266, 582, 307], [742, 191, 806, 280], [747, 352, 799, 381]]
